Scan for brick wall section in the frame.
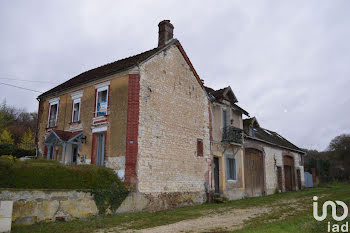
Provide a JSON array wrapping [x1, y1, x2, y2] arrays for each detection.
[[125, 74, 140, 184], [91, 133, 97, 164]]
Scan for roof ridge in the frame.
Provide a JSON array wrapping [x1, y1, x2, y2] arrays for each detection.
[[77, 47, 159, 76]]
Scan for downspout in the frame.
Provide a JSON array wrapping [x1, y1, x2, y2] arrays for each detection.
[[35, 97, 41, 158]]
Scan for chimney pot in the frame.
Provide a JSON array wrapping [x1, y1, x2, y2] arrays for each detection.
[[158, 20, 174, 47]]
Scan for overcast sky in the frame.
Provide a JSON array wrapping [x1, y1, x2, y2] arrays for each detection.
[[0, 1, 349, 151]]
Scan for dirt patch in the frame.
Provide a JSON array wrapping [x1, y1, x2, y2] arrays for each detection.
[[96, 196, 318, 233], [97, 207, 270, 233]]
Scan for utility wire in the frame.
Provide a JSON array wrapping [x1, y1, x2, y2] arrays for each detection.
[[0, 77, 59, 84], [0, 82, 43, 93]]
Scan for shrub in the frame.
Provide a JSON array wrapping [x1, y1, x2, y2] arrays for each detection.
[[0, 143, 35, 158], [0, 158, 127, 190], [0, 158, 130, 214]]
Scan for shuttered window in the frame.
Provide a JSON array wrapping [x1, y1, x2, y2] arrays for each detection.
[[197, 139, 203, 157]]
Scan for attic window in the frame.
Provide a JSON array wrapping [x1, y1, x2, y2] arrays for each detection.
[[249, 126, 255, 137], [263, 129, 273, 135], [197, 139, 203, 157]]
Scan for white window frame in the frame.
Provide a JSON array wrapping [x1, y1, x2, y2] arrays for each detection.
[[71, 98, 81, 122], [95, 86, 109, 117], [48, 98, 59, 128]]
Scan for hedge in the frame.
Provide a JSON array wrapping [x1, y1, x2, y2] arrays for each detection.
[[0, 144, 35, 158], [0, 157, 126, 190]]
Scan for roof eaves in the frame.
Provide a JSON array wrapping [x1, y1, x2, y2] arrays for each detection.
[[38, 64, 136, 99], [245, 134, 306, 154], [232, 103, 249, 116]]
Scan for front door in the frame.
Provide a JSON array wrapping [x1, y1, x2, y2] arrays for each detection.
[[96, 133, 105, 166], [72, 144, 78, 165], [245, 148, 264, 196], [214, 157, 220, 193], [48, 145, 54, 160]]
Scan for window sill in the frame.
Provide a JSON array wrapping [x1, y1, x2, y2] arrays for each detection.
[[227, 179, 237, 182], [69, 121, 81, 125], [93, 115, 109, 120], [46, 126, 57, 130]]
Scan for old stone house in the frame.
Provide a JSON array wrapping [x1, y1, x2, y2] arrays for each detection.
[[36, 20, 305, 209], [36, 20, 211, 208]]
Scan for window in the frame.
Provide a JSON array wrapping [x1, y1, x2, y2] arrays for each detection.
[[226, 158, 236, 180], [72, 98, 81, 122], [197, 139, 203, 157], [96, 86, 108, 117], [298, 154, 303, 166], [222, 109, 227, 128], [48, 98, 59, 128]]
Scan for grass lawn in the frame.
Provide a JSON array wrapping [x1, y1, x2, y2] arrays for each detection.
[[12, 182, 350, 233]]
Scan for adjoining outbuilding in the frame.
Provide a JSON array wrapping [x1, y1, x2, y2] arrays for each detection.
[[243, 117, 306, 195]]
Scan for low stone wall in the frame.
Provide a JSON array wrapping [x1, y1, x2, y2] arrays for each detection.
[[0, 189, 98, 225], [0, 189, 207, 226], [117, 191, 207, 213]]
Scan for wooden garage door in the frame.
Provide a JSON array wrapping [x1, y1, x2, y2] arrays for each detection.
[[245, 148, 264, 196], [283, 156, 295, 191]]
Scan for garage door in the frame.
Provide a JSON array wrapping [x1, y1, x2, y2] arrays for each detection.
[[245, 148, 264, 196]]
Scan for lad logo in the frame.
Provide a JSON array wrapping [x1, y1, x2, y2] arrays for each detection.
[[313, 196, 349, 232]]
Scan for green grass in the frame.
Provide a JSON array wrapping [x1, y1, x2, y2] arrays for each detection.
[[0, 157, 125, 189], [12, 182, 350, 233]]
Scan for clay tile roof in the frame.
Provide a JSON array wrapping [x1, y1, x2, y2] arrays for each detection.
[[38, 40, 177, 98], [243, 118, 303, 152], [53, 130, 82, 141]]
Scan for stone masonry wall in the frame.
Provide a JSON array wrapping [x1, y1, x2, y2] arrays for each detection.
[[0, 189, 207, 226], [261, 144, 305, 195], [0, 189, 98, 225], [137, 45, 210, 194]]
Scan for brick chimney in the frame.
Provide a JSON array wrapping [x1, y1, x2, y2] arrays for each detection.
[[158, 20, 174, 47]]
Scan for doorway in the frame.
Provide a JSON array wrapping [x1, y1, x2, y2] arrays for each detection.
[[214, 157, 220, 193], [244, 148, 264, 196], [71, 144, 78, 165], [283, 156, 295, 191]]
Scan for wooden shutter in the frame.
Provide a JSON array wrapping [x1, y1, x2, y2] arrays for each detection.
[[197, 139, 203, 157]]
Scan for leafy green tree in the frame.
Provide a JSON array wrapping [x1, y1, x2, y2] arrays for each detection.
[[328, 134, 350, 160], [0, 129, 14, 144], [19, 129, 35, 150], [0, 99, 15, 131]]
